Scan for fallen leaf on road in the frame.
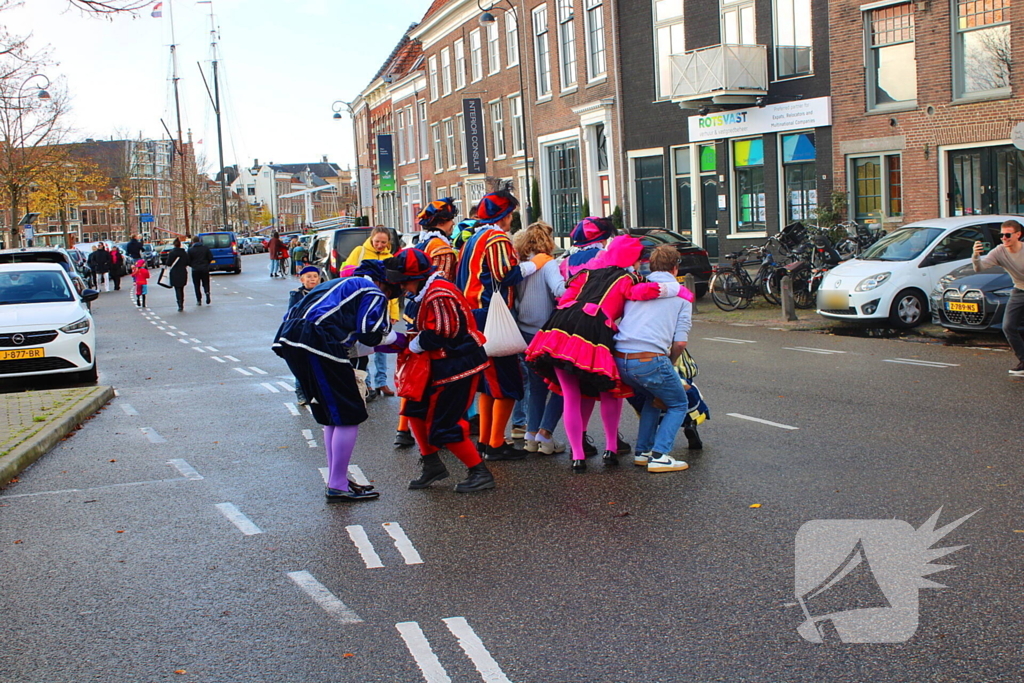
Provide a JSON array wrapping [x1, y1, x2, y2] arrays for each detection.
[[13, 540, 22, 544], [116, 530, 125, 534], [174, 670, 187, 675], [109, 459, 116, 462], [749, 503, 762, 508], [343, 653, 355, 658]]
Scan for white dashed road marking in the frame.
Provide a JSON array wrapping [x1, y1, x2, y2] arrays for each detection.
[[783, 346, 847, 355], [286, 571, 363, 625], [141, 427, 166, 443], [703, 337, 757, 344], [119, 403, 138, 416], [285, 402, 300, 416], [277, 381, 293, 392], [165, 332, 177, 337], [249, 366, 267, 375], [443, 616, 513, 683], [177, 338, 189, 344], [223, 355, 239, 362], [215, 503, 263, 535], [727, 413, 799, 430], [348, 465, 369, 486], [211, 356, 226, 363], [346, 525, 385, 569], [190, 338, 202, 343], [261, 382, 281, 393], [167, 459, 203, 480], [883, 358, 960, 368], [397, 622, 451, 683], [205, 346, 219, 352], [383, 523, 423, 565], [192, 346, 206, 352], [157, 326, 165, 330], [234, 367, 253, 376]]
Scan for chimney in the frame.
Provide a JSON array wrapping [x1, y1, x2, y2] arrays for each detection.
[[253, 158, 259, 168], [322, 155, 328, 163]]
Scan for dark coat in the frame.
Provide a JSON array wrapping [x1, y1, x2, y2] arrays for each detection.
[[166, 247, 189, 287], [88, 248, 111, 274], [108, 249, 127, 278], [187, 242, 215, 273], [125, 238, 144, 261]]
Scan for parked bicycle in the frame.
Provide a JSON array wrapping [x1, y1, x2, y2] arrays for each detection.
[[710, 244, 779, 311]]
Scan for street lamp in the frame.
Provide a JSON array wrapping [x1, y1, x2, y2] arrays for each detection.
[[477, 0, 532, 223], [333, 100, 363, 224], [5, 74, 53, 248]]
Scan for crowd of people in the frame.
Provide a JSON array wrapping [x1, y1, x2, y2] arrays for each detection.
[[272, 188, 710, 503]]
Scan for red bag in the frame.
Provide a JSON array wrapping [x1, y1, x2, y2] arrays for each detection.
[[280, 248, 289, 260], [395, 349, 431, 402]]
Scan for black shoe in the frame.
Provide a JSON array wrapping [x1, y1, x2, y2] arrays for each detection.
[[684, 425, 703, 451], [394, 429, 416, 448], [455, 462, 495, 492], [484, 443, 527, 461], [409, 453, 450, 489], [177, 305, 184, 312], [476, 440, 487, 455], [366, 388, 379, 403], [325, 487, 379, 502], [616, 432, 632, 456], [571, 458, 587, 473], [602, 450, 619, 467], [582, 432, 598, 458], [348, 479, 375, 493], [206, 293, 211, 304], [197, 299, 202, 306], [467, 414, 481, 437]]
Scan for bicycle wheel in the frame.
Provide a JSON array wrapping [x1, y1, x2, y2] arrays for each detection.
[[710, 270, 744, 311], [762, 268, 781, 305], [791, 270, 816, 309]]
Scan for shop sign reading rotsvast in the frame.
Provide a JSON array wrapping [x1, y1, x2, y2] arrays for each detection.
[[687, 97, 831, 142]]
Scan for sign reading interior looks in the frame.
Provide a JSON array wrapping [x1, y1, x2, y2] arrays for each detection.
[[688, 97, 832, 142]]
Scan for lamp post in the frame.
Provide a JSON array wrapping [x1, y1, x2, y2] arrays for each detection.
[[477, 0, 532, 223], [4, 73, 52, 248], [333, 100, 363, 224]]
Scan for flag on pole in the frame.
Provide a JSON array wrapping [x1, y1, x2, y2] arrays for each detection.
[[151, 2, 163, 17]]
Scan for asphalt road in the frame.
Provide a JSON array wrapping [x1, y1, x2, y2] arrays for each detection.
[[2, 253, 1022, 683]]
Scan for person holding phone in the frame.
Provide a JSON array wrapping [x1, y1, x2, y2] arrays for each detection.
[[973, 219, 1024, 375]]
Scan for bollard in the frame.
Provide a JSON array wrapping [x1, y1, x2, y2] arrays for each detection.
[[683, 273, 697, 314], [781, 274, 798, 321]]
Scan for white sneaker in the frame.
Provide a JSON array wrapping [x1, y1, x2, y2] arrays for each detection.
[[646, 452, 689, 473], [511, 425, 527, 439], [538, 438, 566, 455], [524, 436, 540, 452], [634, 452, 649, 466]]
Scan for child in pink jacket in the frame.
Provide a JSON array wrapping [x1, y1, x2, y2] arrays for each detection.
[[132, 259, 150, 308]]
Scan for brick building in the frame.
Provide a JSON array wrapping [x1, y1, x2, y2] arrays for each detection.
[[830, 0, 1022, 228]]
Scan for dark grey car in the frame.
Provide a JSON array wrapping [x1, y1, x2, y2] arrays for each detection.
[[930, 263, 1024, 332]]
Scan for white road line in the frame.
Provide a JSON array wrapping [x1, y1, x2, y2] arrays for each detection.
[[302, 429, 314, 439], [248, 366, 268, 375], [177, 331, 188, 336], [119, 403, 139, 416], [167, 325, 177, 330], [783, 346, 847, 355], [234, 367, 254, 376], [167, 459, 203, 480], [141, 427, 167, 443], [178, 338, 190, 344], [443, 617, 513, 683], [727, 413, 799, 430], [884, 358, 960, 367], [192, 346, 206, 352], [150, 321, 157, 324], [286, 571, 363, 625], [215, 503, 263, 535], [397, 622, 452, 683], [247, 296, 254, 299], [348, 465, 370, 486], [223, 355, 240, 362], [346, 525, 385, 569], [277, 381, 293, 391], [319, 467, 328, 483], [729, 322, 757, 327], [211, 356, 226, 363], [165, 332, 177, 337], [383, 523, 423, 565], [190, 338, 201, 343], [205, 346, 219, 352], [265, 303, 275, 306], [703, 337, 757, 344], [261, 382, 281, 393], [157, 326, 165, 330], [284, 402, 300, 416]]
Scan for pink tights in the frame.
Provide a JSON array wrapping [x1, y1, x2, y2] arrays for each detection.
[[553, 367, 623, 461], [323, 425, 358, 491]]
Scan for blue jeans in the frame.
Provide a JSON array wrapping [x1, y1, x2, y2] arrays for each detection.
[[616, 355, 688, 455], [512, 354, 529, 427], [373, 351, 389, 389]]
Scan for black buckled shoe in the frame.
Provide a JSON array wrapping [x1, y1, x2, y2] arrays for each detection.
[[348, 479, 375, 493], [571, 458, 587, 473], [325, 487, 379, 502], [582, 432, 598, 458], [454, 462, 495, 492], [602, 450, 619, 467], [616, 432, 632, 456], [394, 429, 416, 448], [409, 453, 450, 489]]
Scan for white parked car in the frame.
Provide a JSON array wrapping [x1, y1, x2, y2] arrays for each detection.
[[816, 216, 1019, 328], [0, 262, 100, 384]]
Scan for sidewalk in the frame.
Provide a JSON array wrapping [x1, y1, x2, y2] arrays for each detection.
[[0, 385, 114, 486]]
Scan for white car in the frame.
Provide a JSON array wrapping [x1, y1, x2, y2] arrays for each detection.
[[816, 215, 1019, 328], [0, 262, 100, 384]]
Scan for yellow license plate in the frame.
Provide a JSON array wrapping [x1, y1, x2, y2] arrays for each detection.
[[0, 347, 45, 361], [821, 291, 848, 309], [947, 301, 978, 313]]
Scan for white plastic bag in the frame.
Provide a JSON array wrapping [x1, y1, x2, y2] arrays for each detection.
[[483, 293, 527, 357]]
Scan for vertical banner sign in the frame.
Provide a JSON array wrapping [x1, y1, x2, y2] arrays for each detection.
[[359, 168, 373, 209], [377, 134, 396, 193], [463, 98, 487, 175]]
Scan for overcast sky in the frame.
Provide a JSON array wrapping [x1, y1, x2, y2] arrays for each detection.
[[5, 0, 428, 173]]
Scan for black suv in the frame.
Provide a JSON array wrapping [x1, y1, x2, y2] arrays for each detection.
[[629, 228, 713, 297]]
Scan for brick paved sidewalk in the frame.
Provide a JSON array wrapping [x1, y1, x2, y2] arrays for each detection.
[[0, 386, 113, 485]]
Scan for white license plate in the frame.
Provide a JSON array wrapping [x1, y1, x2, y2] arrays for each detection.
[[821, 290, 848, 309]]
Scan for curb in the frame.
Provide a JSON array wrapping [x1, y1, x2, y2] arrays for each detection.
[[0, 385, 115, 486]]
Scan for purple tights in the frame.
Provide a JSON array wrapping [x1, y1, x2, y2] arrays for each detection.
[[553, 367, 623, 461], [323, 425, 358, 491]]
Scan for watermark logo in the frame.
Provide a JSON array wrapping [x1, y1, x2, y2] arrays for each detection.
[[793, 509, 976, 643]]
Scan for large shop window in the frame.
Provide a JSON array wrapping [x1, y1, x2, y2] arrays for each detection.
[[954, 0, 1010, 97], [548, 141, 582, 236], [949, 145, 1024, 216], [774, 0, 812, 78], [634, 155, 666, 228], [851, 154, 902, 223], [733, 138, 765, 232], [866, 3, 917, 109], [781, 133, 816, 222]]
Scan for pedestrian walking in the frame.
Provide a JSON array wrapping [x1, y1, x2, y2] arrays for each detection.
[[125, 234, 144, 263], [973, 219, 1024, 376], [614, 244, 697, 473], [272, 260, 402, 502], [343, 227, 399, 399], [383, 249, 495, 492], [187, 235, 215, 306], [455, 187, 551, 461], [512, 222, 567, 455], [166, 238, 189, 312], [526, 235, 683, 472], [108, 246, 126, 291], [88, 243, 112, 292], [132, 259, 150, 308], [267, 231, 287, 278]]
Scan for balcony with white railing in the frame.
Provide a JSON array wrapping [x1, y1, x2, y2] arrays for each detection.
[[670, 44, 768, 105]]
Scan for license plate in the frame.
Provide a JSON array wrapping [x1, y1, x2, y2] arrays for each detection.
[[821, 290, 848, 309], [0, 347, 45, 361], [946, 301, 978, 313]]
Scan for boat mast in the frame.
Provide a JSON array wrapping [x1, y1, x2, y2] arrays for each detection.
[[168, 0, 191, 237], [199, 0, 230, 231]]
